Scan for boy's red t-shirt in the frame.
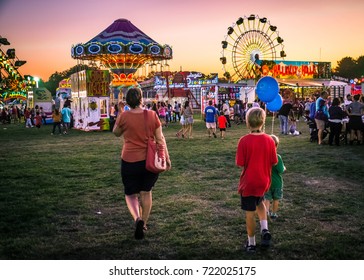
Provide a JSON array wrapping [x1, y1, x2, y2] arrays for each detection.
[[218, 115, 227, 129], [236, 133, 278, 197]]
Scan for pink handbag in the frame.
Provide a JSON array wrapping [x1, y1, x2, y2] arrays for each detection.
[[144, 110, 167, 173]]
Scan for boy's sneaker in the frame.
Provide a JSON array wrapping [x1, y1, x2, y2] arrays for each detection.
[[213, 132, 217, 138], [244, 240, 256, 253], [261, 229, 271, 248], [270, 213, 278, 221]]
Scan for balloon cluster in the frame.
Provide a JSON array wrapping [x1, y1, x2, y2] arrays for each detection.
[[255, 76, 282, 112]]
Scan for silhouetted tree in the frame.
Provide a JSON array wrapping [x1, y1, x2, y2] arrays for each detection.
[[333, 56, 363, 78], [44, 64, 98, 96]]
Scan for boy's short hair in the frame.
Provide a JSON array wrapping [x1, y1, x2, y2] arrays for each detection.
[[246, 107, 265, 129], [270, 134, 279, 147]]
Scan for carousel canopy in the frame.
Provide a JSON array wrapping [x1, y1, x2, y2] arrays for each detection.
[[71, 18, 173, 71], [87, 18, 158, 45]]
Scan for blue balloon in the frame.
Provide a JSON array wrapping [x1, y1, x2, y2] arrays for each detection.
[[266, 94, 283, 112], [256, 76, 279, 102]]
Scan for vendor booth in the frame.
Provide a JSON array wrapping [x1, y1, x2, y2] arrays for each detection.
[[27, 87, 53, 123], [70, 70, 110, 131]]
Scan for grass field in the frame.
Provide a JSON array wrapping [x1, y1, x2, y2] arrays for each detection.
[[0, 115, 363, 260]]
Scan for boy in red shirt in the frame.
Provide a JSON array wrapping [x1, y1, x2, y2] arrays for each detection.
[[218, 113, 228, 139], [235, 107, 278, 253]]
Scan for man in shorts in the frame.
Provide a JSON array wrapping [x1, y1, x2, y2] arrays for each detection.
[[203, 100, 218, 138]]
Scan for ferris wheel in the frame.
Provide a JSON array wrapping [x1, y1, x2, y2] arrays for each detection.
[[220, 14, 286, 81]]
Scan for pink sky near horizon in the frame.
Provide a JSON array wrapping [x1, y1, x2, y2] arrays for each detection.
[[1, 0, 364, 81]]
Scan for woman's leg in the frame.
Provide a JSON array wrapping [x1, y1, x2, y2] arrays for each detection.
[[140, 191, 152, 226], [335, 123, 342, 145], [125, 194, 140, 222], [318, 129, 323, 144], [328, 122, 334, 145]]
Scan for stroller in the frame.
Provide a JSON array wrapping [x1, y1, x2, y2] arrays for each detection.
[[306, 117, 329, 142]]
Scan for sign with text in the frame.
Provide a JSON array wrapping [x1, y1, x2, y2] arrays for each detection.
[[86, 70, 110, 97]]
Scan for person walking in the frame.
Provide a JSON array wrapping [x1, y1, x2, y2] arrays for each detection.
[[264, 134, 286, 220], [218, 113, 228, 139], [277, 97, 293, 135], [203, 100, 218, 138], [24, 107, 33, 128], [173, 101, 181, 122], [181, 100, 194, 138], [222, 100, 231, 128], [113, 87, 171, 240], [235, 107, 278, 253], [61, 104, 72, 134], [314, 91, 330, 145], [51, 108, 62, 135]]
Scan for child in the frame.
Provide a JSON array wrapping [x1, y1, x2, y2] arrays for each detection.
[[288, 118, 302, 135], [24, 108, 33, 128], [51, 108, 62, 135], [34, 111, 42, 129], [264, 135, 286, 220], [235, 107, 278, 253], [218, 113, 228, 139]]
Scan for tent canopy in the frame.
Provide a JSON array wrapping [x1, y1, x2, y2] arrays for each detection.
[[278, 79, 347, 87]]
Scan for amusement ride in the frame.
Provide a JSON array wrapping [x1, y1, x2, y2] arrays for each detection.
[[220, 14, 286, 81], [71, 18, 173, 97], [0, 36, 31, 104]]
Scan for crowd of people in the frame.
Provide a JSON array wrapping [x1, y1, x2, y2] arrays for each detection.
[[1, 99, 74, 135], [276, 89, 364, 146]]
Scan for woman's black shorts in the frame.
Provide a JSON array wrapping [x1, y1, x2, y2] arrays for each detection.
[[349, 115, 363, 131], [121, 160, 159, 195]]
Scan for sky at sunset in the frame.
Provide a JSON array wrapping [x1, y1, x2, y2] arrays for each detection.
[[1, 0, 363, 81]]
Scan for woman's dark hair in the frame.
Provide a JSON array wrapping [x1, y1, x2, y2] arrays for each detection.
[[125, 87, 142, 108], [331, 97, 340, 106], [184, 100, 189, 109]]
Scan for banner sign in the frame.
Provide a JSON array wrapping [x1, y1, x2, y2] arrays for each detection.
[[260, 60, 331, 79]]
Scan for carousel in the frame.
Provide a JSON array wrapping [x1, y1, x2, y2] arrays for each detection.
[[70, 18, 173, 131]]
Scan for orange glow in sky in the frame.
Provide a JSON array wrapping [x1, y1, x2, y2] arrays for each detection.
[[1, 0, 363, 82]]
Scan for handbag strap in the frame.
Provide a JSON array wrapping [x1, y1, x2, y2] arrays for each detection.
[[143, 110, 152, 140]]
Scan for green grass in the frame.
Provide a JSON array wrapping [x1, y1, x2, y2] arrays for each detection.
[[0, 115, 363, 260]]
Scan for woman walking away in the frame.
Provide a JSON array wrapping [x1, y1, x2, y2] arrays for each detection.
[[181, 100, 194, 138], [113, 87, 171, 240]]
